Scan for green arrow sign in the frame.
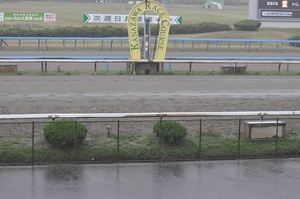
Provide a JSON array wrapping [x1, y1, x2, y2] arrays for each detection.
[[84, 14, 91, 23], [175, 16, 182, 25]]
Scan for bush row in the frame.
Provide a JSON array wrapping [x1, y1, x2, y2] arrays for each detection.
[[0, 22, 231, 37], [233, 19, 261, 31], [287, 36, 300, 47], [43, 119, 187, 148]]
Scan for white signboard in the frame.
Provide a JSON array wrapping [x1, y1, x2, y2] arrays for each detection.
[[0, 12, 4, 22], [84, 14, 182, 24], [44, 13, 56, 22]]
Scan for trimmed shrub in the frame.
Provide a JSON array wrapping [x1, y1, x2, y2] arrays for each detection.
[[169, 22, 232, 35], [44, 118, 87, 148], [234, 19, 261, 31], [287, 36, 300, 47], [0, 22, 231, 37], [153, 121, 187, 144]]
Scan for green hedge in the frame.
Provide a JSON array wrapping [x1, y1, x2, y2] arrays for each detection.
[[234, 19, 261, 31], [0, 22, 231, 37], [287, 36, 300, 47], [153, 121, 187, 144], [44, 118, 87, 148], [169, 22, 231, 34]]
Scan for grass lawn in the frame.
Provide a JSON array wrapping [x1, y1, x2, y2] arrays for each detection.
[[1, 131, 300, 164], [0, 2, 299, 40]]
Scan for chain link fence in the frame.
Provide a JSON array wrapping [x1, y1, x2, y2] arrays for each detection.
[[1, 114, 300, 165]]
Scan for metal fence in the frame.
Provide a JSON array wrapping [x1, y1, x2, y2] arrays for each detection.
[[1, 111, 300, 165], [1, 37, 300, 52]]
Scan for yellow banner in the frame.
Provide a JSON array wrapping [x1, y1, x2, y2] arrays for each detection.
[[127, 0, 170, 60]]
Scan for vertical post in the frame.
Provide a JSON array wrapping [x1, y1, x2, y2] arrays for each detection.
[[110, 40, 113, 51], [160, 63, 164, 74], [38, 39, 40, 51], [41, 62, 44, 72], [143, 0, 147, 59], [214, 41, 218, 51], [117, 120, 120, 162], [106, 62, 109, 72], [278, 63, 281, 75], [238, 118, 241, 159], [189, 63, 192, 75], [144, 18, 151, 59], [199, 118, 202, 160], [159, 117, 162, 161], [45, 62, 48, 73], [74, 121, 77, 149], [168, 63, 172, 71], [275, 117, 279, 157], [94, 62, 97, 75], [234, 63, 238, 75], [74, 39, 77, 51], [32, 121, 35, 165]]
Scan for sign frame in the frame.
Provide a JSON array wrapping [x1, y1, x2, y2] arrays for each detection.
[[127, 0, 170, 60]]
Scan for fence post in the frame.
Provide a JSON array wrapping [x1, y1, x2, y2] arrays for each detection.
[[199, 118, 202, 161], [110, 40, 113, 51], [168, 63, 172, 71], [94, 62, 97, 75], [276, 117, 279, 157], [106, 62, 109, 72], [32, 121, 35, 165], [159, 116, 162, 161], [74, 121, 77, 149], [189, 63, 192, 75], [117, 120, 120, 162], [238, 118, 241, 160]]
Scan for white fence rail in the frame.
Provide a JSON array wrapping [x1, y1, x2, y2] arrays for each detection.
[[1, 58, 300, 74], [1, 111, 300, 120]]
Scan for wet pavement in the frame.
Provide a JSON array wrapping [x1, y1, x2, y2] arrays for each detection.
[[1, 158, 300, 199]]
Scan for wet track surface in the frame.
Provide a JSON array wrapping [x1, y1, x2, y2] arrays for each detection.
[[1, 159, 300, 199]]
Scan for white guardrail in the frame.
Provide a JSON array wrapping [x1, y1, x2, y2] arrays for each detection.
[[1, 58, 300, 74], [1, 37, 300, 51], [1, 111, 300, 120]]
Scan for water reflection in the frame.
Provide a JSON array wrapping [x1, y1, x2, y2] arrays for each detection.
[[154, 162, 184, 179], [45, 165, 84, 192]]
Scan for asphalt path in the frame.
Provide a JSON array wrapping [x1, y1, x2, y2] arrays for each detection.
[[1, 159, 300, 199]]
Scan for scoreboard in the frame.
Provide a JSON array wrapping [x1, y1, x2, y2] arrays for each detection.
[[257, 0, 300, 19]]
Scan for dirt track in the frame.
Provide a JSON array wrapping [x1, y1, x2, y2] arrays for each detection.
[[1, 75, 299, 115], [1, 54, 300, 138]]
